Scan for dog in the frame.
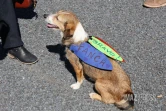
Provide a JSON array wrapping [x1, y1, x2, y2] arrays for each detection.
[[44, 10, 134, 110]]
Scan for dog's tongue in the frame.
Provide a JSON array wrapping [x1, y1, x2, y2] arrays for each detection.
[[47, 23, 58, 28]]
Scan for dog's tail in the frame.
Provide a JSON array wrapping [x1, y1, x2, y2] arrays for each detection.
[[115, 91, 134, 110]]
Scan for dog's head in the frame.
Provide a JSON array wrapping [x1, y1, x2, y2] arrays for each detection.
[[44, 10, 88, 46]]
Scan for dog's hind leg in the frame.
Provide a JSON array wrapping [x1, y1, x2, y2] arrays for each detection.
[[90, 79, 115, 104], [66, 49, 84, 89]]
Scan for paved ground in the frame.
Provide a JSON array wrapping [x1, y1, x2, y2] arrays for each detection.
[[0, 0, 166, 111]]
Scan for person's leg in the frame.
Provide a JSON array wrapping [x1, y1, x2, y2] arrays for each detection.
[[0, 0, 38, 64], [143, 0, 166, 8], [0, 0, 23, 48]]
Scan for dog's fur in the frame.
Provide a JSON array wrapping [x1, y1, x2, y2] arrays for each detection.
[[45, 10, 134, 110]]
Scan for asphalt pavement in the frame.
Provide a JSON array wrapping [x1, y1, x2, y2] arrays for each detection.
[[0, 0, 165, 111]]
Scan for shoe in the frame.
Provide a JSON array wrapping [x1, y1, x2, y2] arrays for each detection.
[[143, 0, 166, 8], [8, 46, 38, 64]]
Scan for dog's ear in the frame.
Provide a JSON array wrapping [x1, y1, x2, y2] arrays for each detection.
[[52, 17, 65, 31], [64, 23, 75, 38]]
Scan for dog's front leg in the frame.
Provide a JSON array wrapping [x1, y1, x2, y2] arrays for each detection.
[[66, 49, 84, 90]]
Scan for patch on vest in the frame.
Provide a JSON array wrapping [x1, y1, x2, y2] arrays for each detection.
[[69, 42, 113, 70], [88, 36, 125, 62]]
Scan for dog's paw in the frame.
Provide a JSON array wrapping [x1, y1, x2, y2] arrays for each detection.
[[89, 93, 96, 99], [70, 82, 81, 90], [89, 93, 102, 101]]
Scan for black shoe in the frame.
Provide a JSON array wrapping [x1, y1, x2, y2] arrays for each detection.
[[8, 46, 38, 64]]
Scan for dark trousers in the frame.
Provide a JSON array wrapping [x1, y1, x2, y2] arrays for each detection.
[[0, 0, 23, 49]]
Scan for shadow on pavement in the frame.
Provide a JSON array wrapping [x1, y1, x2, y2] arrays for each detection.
[[46, 44, 66, 61], [46, 44, 76, 80]]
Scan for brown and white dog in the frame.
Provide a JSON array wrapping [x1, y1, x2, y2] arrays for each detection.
[[44, 10, 134, 110]]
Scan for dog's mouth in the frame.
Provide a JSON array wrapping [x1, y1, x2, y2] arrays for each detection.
[[47, 23, 59, 29]]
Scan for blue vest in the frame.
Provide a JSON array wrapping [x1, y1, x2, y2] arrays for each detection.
[[69, 42, 113, 70]]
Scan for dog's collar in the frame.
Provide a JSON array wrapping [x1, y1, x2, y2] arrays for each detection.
[[69, 42, 113, 70]]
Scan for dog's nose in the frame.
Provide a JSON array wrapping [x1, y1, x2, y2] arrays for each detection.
[[43, 14, 49, 18]]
